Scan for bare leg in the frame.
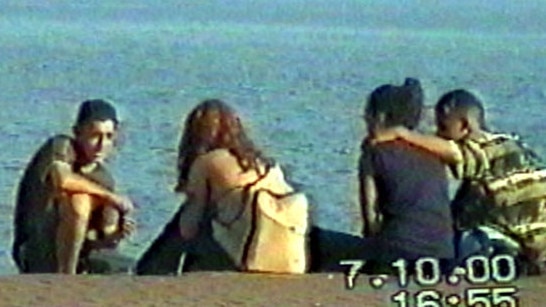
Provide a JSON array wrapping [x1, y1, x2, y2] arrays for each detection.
[[56, 193, 96, 274], [87, 206, 122, 248], [79, 206, 136, 274], [100, 205, 121, 237], [85, 206, 135, 252]]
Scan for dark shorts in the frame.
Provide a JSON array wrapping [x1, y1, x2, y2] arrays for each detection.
[[136, 204, 237, 275], [17, 212, 58, 273]]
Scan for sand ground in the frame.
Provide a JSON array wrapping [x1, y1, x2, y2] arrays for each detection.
[[0, 273, 543, 307]]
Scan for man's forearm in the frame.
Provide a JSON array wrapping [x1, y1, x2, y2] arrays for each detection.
[[51, 162, 117, 205], [61, 173, 116, 202]]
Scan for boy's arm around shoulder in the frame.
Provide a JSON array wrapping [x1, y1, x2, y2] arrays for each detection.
[[398, 129, 490, 179], [394, 127, 463, 164]]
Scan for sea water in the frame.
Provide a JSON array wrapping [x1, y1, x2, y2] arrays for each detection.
[[0, 1, 545, 275]]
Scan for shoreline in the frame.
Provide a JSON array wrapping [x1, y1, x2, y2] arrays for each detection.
[[0, 272, 543, 306]]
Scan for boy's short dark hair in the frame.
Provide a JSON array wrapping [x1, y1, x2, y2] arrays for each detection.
[[435, 89, 486, 129], [75, 99, 119, 127], [365, 78, 424, 129]]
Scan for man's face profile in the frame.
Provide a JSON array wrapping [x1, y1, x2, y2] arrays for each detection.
[[435, 113, 466, 141], [75, 119, 117, 164]]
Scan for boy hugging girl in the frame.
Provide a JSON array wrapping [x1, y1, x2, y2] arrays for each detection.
[[369, 86, 546, 274]]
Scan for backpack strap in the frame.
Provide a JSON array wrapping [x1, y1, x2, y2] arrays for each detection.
[[240, 189, 261, 269]]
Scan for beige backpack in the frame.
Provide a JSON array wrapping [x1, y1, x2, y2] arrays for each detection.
[[211, 166, 309, 274]]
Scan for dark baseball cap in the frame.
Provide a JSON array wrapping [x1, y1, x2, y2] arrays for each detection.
[[75, 99, 119, 126]]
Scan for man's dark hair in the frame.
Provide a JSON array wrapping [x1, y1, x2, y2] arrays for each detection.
[[435, 89, 486, 130], [365, 78, 424, 129], [75, 99, 119, 128]]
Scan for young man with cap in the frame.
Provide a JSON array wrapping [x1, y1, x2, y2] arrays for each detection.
[[13, 99, 135, 274]]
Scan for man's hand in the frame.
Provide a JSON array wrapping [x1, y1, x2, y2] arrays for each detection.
[[369, 126, 408, 145], [85, 217, 137, 250], [120, 217, 136, 238], [110, 194, 135, 213]]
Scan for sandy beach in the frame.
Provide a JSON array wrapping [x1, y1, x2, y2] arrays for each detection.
[[0, 273, 382, 307], [0, 273, 543, 306]]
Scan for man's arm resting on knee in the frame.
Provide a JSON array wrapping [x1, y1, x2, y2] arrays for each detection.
[[49, 161, 133, 212]]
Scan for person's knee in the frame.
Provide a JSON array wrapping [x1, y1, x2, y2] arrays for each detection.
[[100, 206, 122, 235], [59, 193, 95, 225], [101, 206, 121, 224]]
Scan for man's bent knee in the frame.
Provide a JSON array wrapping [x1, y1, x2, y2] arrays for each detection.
[[56, 193, 100, 274], [58, 193, 98, 224], [99, 206, 121, 236]]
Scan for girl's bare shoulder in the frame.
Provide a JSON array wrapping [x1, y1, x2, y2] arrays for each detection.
[[192, 149, 242, 178]]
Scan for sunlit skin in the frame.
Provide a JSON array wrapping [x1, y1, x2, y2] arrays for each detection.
[[74, 120, 117, 165], [435, 115, 464, 141]]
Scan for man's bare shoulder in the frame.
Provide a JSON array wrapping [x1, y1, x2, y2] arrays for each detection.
[[48, 134, 77, 161]]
